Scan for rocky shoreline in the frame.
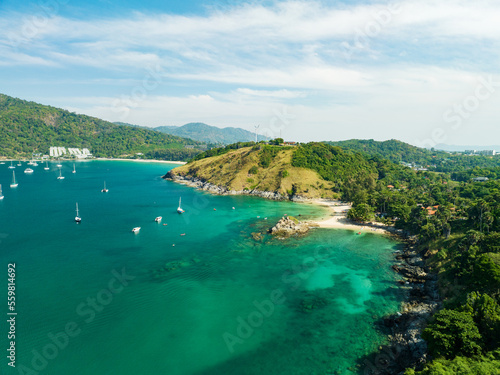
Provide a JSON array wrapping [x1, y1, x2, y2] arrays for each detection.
[[163, 172, 309, 201], [363, 238, 441, 375]]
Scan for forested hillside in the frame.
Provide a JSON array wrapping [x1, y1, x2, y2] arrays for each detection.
[[0, 94, 203, 160], [327, 139, 500, 174]]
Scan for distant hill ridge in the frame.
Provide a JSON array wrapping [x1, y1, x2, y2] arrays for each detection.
[[153, 122, 270, 144]]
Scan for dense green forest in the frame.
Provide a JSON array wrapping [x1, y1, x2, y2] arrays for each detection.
[[327, 139, 500, 174], [0, 94, 203, 160]]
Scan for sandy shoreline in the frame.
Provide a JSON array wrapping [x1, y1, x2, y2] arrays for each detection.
[[308, 198, 395, 235], [0, 157, 187, 165], [94, 158, 187, 164]]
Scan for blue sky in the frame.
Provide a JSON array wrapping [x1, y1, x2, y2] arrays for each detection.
[[1, 0, 500, 146]]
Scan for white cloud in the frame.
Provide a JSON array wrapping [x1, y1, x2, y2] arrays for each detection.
[[235, 88, 306, 99], [2, 0, 500, 144]]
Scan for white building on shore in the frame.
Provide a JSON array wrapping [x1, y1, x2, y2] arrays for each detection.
[[49, 147, 92, 158]]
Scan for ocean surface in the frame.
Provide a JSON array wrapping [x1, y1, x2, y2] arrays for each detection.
[[0, 160, 404, 375]]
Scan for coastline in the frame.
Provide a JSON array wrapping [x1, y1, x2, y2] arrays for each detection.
[[307, 198, 397, 236], [165, 173, 398, 236], [94, 158, 187, 164], [0, 157, 187, 165]]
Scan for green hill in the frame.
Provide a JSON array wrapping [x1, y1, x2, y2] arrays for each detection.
[[154, 122, 269, 144], [327, 139, 444, 165], [167, 142, 413, 200], [0, 94, 203, 160], [327, 139, 500, 173]]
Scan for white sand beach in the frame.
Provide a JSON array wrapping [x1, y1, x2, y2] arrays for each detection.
[[310, 199, 395, 235]]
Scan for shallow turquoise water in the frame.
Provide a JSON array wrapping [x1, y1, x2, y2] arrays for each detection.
[[0, 161, 403, 375]]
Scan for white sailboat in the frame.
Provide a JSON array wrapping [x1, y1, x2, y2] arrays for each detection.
[[8, 161, 15, 169], [101, 181, 108, 193], [44, 161, 49, 170], [72, 164, 76, 173], [75, 203, 82, 223], [10, 171, 18, 188], [177, 197, 185, 214], [57, 168, 65, 180], [17, 161, 22, 166], [0, 184, 4, 200]]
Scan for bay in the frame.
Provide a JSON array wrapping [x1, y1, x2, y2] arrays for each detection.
[[0, 161, 403, 375]]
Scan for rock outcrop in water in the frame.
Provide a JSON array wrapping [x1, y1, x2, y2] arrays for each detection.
[[269, 216, 311, 238]]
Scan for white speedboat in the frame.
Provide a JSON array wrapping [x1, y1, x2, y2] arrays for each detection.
[[177, 197, 185, 214], [101, 181, 108, 193], [10, 171, 18, 188], [0, 184, 4, 200], [131, 227, 141, 233], [75, 203, 82, 223], [57, 168, 65, 180], [8, 161, 15, 169], [155, 216, 162, 222], [24, 168, 34, 174]]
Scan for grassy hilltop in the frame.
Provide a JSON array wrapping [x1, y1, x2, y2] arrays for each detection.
[[168, 144, 337, 199]]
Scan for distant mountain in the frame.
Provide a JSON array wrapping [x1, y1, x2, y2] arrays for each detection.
[[153, 122, 270, 144], [0, 94, 203, 160], [435, 144, 500, 152]]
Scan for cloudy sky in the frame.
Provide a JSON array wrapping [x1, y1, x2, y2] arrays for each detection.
[[1, 0, 499, 146]]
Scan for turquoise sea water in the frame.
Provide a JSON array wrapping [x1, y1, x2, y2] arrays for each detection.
[[0, 161, 403, 375]]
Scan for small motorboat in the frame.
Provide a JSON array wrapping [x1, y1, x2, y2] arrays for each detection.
[[155, 216, 162, 222], [180, 233, 186, 236], [24, 168, 34, 174], [131, 227, 141, 233], [162, 223, 168, 226]]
